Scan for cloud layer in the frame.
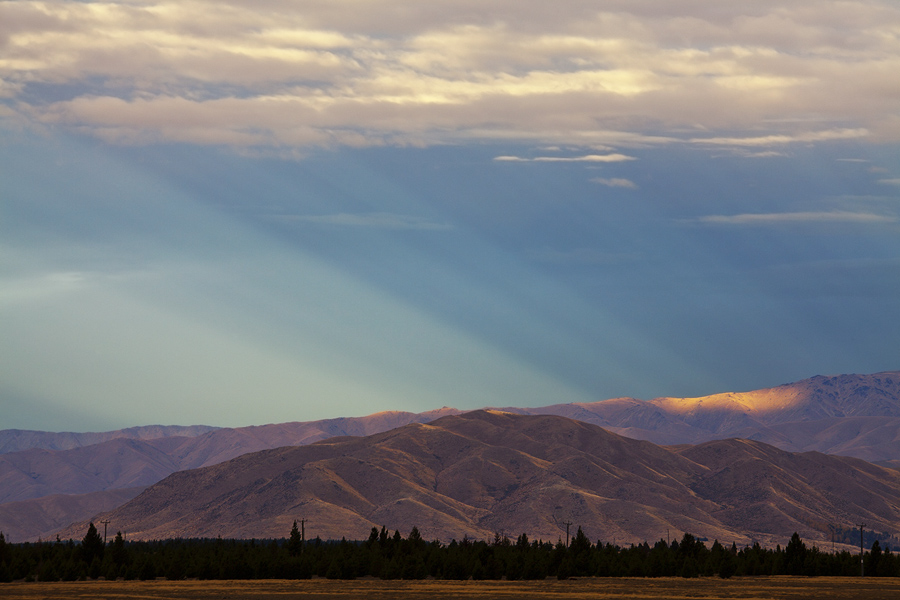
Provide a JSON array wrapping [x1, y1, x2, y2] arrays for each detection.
[[2, 0, 899, 150], [692, 211, 899, 225]]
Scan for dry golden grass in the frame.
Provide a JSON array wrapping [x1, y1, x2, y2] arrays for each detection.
[[2, 577, 900, 600]]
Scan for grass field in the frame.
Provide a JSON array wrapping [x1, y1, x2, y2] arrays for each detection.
[[2, 577, 900, 600]]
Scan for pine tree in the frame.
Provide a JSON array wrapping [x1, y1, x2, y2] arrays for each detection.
[[288, 521, 302, 557], [366, 527, 379, 547], [867, 540, 883, 577], [408, 526, 422, 544], [111, 531, 128, 568], [81, 522, 105, 566], [0, 531, 10, 583], [784, 532, 807, 576]]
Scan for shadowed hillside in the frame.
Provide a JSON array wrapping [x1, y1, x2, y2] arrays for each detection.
[[0, 425, 218, 454], [6, 372, 900, 541], [56, 411, 900, 548]]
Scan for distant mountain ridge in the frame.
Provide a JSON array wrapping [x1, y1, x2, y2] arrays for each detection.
[[0, 425, 219, 454], [55, 410, 900, 549], [3, 371, 899, 541], [507, 371, 900, 462], [0, 408, 462, 504], [0, 408, 460, 540]]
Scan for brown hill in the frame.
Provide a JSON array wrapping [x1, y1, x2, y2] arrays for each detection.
[[0, 408, 462, 504], [0, 408, 459, 540], [674, 439, 900, 543], [7, 373, 899, 508], [163, 407, 462, 470], [0, 438, 183, 504], [55, 411, 900, 548], [0, 487, 145, 543], [0, 425, 218, 454], [8, 371, 900, 541]]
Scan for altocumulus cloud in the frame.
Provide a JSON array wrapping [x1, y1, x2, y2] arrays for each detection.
[[494, 154, 636, 163], [689, 129, 870, 147], [691, 211, 899, 225], [2, 0, 899, 151], [591, 177, 637, 189]]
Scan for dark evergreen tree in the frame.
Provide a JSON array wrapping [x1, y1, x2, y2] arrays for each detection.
[[407, 526, 424, 550], [80, 522, 105, 566], [288, 521, 302, 556], [0, 531, 11, 583], [569, 527, 592, 576], [646, 540, 674, 577], [2, 526, 899, 582], [784, 532, 807, 576], [110, 531, 128, 569], [366, 527, 379, 547], [681, 556, 699, 578], [719, 547, 737, 578], [867, 540, 883, 577]]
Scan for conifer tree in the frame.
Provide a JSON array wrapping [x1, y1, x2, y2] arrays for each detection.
[[784, 532, 807, 576], [366, 527, 379, 547], [81, 522, 104, 565], [111, 531, 128, 568], [288, 521, 302, 556], [0, 532, 10, 583]]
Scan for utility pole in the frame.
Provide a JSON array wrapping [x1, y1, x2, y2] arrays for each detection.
[[294, 519, 307, 549], [859, 523, 866, 577], [563, 521, 572, 547], [100, 519, 111, 544]]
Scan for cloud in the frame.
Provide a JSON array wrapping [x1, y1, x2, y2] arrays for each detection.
[[689, 129, 869, 147], [738, 150, 788, 158], [494, 154, 635, 163], [2, 1, 900, 149], [690, 211, 898, 225], [591, 177, 638, 188], [273, 213, 453, 230], [879, 178, 900, 186]]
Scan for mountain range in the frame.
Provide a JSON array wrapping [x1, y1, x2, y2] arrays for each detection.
[[0, 408, 459, 540], [2, 371, 899, 542], [55, 410, 900, 549]]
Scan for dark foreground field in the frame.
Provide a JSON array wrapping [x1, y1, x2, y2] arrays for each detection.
[[3, 577, 900, 600]]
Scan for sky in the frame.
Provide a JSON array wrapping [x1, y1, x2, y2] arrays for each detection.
[[2, 1, 899, 432]]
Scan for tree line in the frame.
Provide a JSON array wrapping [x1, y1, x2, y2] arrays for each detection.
[[1, 523, 898, 582]]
